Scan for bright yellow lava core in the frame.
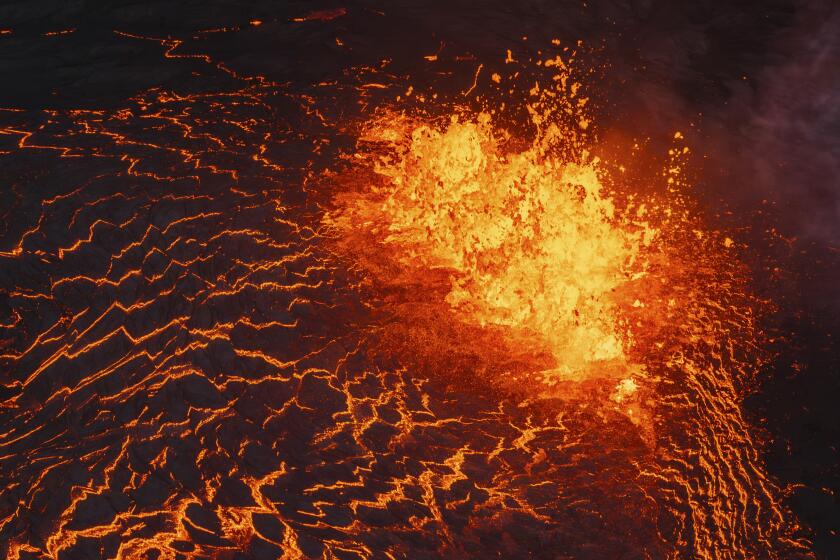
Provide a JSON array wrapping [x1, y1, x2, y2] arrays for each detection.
[[337, 110, 657, 382]]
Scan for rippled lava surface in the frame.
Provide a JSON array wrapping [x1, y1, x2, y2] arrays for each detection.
[[0, 3, 836, 559], [0, 81, 672, 559]]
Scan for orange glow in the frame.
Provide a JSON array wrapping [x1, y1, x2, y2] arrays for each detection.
[[0, 29, 815, 559], [291, 8, 348, 23], [319, 53, 812, 557], [330, 111, 654, 384]]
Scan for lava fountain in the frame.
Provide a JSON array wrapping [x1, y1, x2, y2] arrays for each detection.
[[330, 111, 653, 385], [323, 50, 813, 559]]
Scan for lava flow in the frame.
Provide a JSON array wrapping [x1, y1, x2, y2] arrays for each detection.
[[0, 20, 819, 560], [323, 53, 814, 559]]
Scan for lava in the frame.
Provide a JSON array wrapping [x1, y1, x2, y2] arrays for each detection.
[[322, 51, 814, 559], [327, 110, 654, 385], [0, 20, 819, 560]]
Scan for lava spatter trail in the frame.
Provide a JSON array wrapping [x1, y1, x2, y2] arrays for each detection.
[[0, 29, 815, 560]]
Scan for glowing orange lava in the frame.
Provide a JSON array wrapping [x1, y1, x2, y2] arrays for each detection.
[[0, 30, 815, 559], [321, 51, 813, 558], [331, 111, 656, 385], [323, 49, 672, 400]]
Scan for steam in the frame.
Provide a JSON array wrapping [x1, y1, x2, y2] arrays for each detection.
[[723, 2, 840, 243]]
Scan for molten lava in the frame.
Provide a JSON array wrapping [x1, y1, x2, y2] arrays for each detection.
[[319, 53, 813, 558], [325, 54, 666, 395], [352, 113, 655, 383], [0, 27, 816, 560]]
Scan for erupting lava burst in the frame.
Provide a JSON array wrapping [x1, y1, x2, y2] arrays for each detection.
[[327, 58, 668, 397], [322, 50, 813, 558], [337, 112, 653, 384]]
